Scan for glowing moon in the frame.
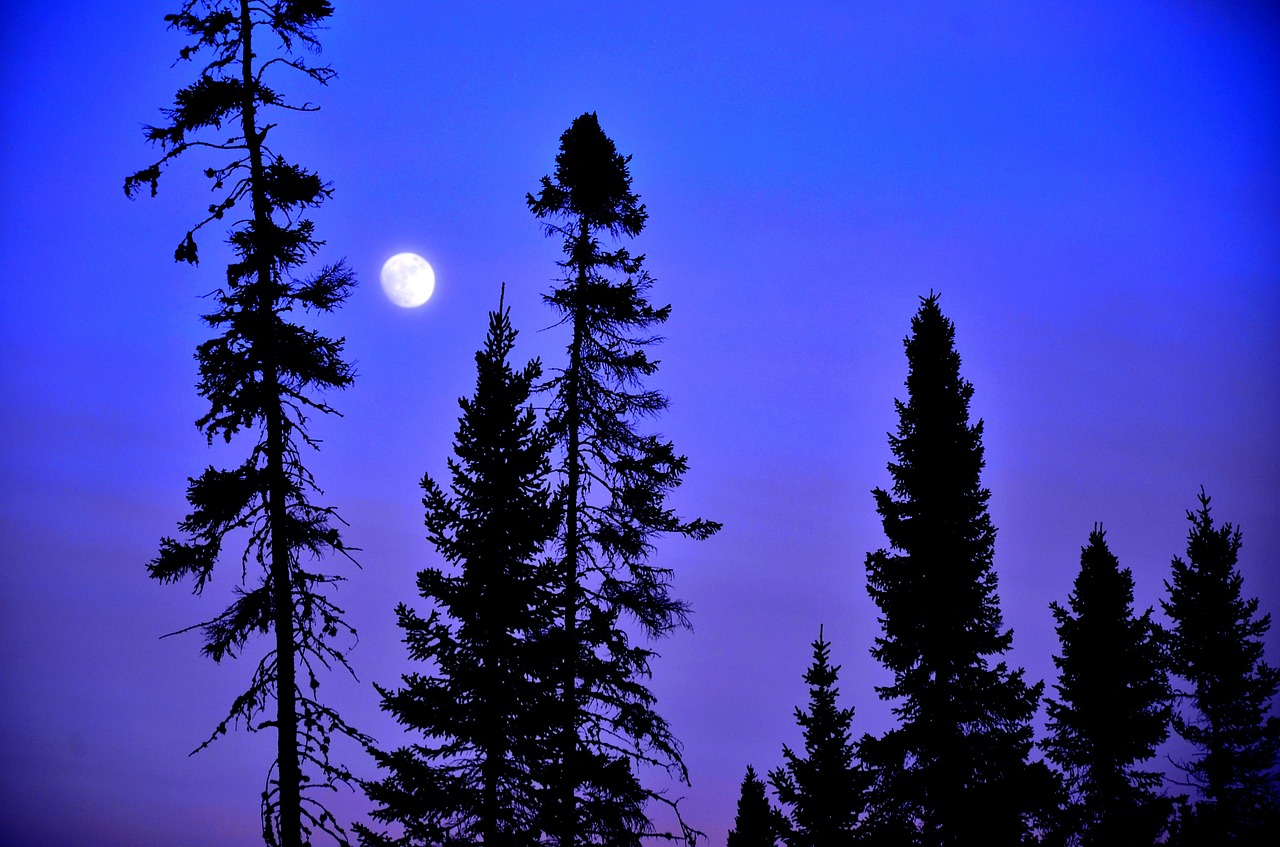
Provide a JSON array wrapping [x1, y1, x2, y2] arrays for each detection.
[[380, 252, 435, 308]]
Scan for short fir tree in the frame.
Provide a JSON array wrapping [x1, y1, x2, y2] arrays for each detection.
[[728, 766, 781, 847], [1043, 526, 1173, 846], [769, 626, 865, 847], [358, 299, 560, 847], [1163, 489, 1280, 846], [861, 294, 1058, 846]]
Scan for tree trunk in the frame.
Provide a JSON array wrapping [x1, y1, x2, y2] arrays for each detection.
[[558, 223, 590, 847], [239, 2, 300, 844]]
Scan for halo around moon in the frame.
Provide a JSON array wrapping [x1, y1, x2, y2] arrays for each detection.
[[380, 252, 435, 308]]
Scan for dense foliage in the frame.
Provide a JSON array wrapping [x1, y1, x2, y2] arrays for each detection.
[[861, 294, 1058, 845], [769, 627, 865, 847], [1043, 527, 1172, 845], [1163, 491, 1280, 845], [728, 766, 780, 847], [358, 301, 559, 847]]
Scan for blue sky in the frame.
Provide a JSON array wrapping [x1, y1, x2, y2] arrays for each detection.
[[1, 2, 1277, 844]]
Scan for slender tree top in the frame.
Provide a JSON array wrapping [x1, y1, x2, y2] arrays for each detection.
[[886, 293, 987, 516], [1163, 488, 1272, 683], [126, 0, 339, 266]]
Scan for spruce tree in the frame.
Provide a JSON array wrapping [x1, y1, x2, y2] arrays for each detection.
[[1043, 526, 1172, 846], [1163, 489, 1280, 846], [127, 3, 361, 845], [769, 626, 864, 847], [861, 294, 1057, 846], [527, 111, 720, 846], [728, 766, 781, 847], [357, 298, 559, 847]]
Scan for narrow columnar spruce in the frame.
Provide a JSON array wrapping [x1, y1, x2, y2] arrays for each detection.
[[127, 2, 362, 844], [861, 294, 1059, 846]]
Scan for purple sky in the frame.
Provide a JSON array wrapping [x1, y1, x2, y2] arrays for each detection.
[[2, 2, 1278, 845]]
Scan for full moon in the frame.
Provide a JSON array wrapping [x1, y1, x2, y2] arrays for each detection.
[[380, 252, 435, 308]]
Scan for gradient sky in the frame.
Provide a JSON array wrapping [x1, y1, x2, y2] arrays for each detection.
[[2, 2, 1278, 845]]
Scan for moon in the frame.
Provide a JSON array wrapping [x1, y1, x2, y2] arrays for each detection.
[[380, 252, 435, 308]]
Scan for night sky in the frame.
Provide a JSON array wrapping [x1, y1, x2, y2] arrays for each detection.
[[2, 2, 1278, 845]]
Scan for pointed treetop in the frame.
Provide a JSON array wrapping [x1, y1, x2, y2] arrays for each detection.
[[727, 765, 779, 847]]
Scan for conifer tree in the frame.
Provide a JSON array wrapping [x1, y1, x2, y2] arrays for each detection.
[[127, 3, 361, 845], [357, 298, 559, 847], [728, 766, 781, 847], [769, 627, 865, 847], [1043, 526, 1172, 846], [862, 294, 1058, 846], [1163, 489, 1280, 846], [527, 111, 720, 846]]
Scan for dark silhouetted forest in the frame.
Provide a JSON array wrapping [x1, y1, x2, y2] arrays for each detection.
[[127, 3, 1279, 847]]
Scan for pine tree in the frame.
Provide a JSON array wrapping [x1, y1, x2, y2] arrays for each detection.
[[1163, 489, 1280, 846], [728, 766, 781, 847], [527, 111, 720, 846], [769, 627, 864, 847], [861, 294, 1058, 846], [126, 3, 361, 845], [1043, 526, 1173, 845], [357, 298, 560, 847]]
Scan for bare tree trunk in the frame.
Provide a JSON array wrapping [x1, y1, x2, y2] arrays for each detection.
[[558, 223, 591, 847]]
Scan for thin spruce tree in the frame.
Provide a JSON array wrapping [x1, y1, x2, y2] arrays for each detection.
[[861, 294, 1058, 846], [126, 2, 363, 845], [728, 766, 781, 847], [528, 111, 720, 846], [768, 626, 865, 847], [1043, 526, 1173, 846], [1162, 489, 1280, 846], [357, 295, 560, 847]]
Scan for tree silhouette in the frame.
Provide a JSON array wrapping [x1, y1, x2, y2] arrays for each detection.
[[126, 2, 363, 845], [357, 297, 560, 847], [769, 626, 865, 847], [861, 294, 1058, 846], [1043, 526, 1172, 846], [1163, 489, 1280, 846], [728, 766, 781, 847], [527, 111, 720, 846]]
